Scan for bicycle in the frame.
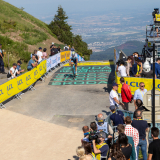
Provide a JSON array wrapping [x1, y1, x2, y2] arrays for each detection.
[[72, 63, 76, 78]]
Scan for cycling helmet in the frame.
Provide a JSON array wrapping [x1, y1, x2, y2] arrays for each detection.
[[71, 51, 76, 57], [143, 60, 151, 72]]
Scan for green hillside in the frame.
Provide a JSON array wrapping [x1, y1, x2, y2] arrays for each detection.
[[90, 41, 144, 60], [0, 0, 63, 71]]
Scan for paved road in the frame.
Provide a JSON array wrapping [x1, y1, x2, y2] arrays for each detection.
[[0, 63, 134, 160]]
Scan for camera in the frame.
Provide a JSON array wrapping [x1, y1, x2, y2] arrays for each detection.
[[89, 131, 101, 144], [152, 8, 159, 17]]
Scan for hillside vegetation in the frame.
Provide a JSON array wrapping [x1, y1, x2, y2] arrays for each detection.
[[90, 41, 144, 60], [48, 6, 92, 60], [0, 0, 65, 70]]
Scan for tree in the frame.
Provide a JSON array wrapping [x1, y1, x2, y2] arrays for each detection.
[[48, 6, 92, 60], [48, 6, 73, 45]]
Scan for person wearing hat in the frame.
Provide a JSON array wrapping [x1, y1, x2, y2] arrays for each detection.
[[92, 132, 109, 160], [109, 105, 124, 126], [109, 83, 124, 108], [7, 63, 20, 79], [17, 60, 25, 76], [37, 47, 43, 63]]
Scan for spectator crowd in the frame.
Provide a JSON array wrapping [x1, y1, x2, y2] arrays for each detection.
[[77, 98, 160, 160], [76, 52, 160, 160], [0, 42, 73, 79], [116, 52, 155, 78]]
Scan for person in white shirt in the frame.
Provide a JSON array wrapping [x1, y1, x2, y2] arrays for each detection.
[[7, 63, 20, 79], [64, 44, 69, 51], [109, 83, 124, 108], [117, 61, 127, 77], [37, 47, 43, 63]]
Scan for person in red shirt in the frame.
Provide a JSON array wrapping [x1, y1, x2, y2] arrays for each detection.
[[120, 77, 133, 111]]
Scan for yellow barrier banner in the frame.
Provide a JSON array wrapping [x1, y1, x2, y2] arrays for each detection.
[[60, 52, 66, 62], [0, 60, 47, 104], [65, 51, 71, 60], [64, 61, 114, 66], [115, 72, 160, 95]]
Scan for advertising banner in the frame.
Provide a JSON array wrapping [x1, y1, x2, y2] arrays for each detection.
[[65, 51, 71, 60], [0, 60, 47, 104], [47, 57, 52, 72], [57, 53, 60, 64], [115, 72, 160, 95], [60, 52, 66, 62]]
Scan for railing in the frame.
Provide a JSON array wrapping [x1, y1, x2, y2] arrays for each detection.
[[0, 51, 84, 108]]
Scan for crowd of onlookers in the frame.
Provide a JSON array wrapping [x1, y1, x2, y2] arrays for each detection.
[[77, 79, 160, 160], [0, 42, 75, 79], [76, 54, 160, 160], [115, 52, 160, 78]]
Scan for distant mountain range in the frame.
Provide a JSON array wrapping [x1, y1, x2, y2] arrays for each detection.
[[90, 40, 144, 60]]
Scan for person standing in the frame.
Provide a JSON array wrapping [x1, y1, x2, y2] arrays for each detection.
[[64, 44, 69, 51], [131, 58, 142, 77], [0, 44, 6, 74], [126, 56, 132, 76], [117, 124, 136, 160], [109, 105, 124, 127], [148, 127, 160, 160], [132, 110, 148, 160], [117, 61, 127, 77], [134, 82, 147, 109], [42, 48, 47, 60], [37, 47, 43, 63], [120, 77, 133, 111], [57, 45, 61, 52], [124, 116, 139, 160], [151, 58, 160, 78], [109, 83, 124, 109]]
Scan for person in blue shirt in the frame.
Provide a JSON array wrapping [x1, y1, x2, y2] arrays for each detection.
[[109, 105, 124, 126], [134, 82, 147, 109], [17, 60, 25, 76], [27, 55, 38, 71], [151, 58, 160, 78]]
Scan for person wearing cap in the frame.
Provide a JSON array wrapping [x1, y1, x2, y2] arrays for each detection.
[[7, 63, 20, 79], [0, 44, 6, 74], [109, 83, 124, 108], [37, 47, 43, 63], [109, 105, 124, 126], [17, 60, 25, 76], [92, 132, 109, 160], [96, 113, 113, 148]]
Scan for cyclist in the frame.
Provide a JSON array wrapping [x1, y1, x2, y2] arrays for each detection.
[[69, 51, 78, 76]]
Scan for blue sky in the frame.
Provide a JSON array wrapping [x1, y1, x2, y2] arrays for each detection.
[[4, 0, 160, 20]]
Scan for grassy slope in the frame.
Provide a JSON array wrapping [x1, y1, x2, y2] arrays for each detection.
[[0, 0, 64, 71]]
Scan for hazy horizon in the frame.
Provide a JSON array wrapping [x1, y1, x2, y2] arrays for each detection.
[[4, 0, 160, 21]]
